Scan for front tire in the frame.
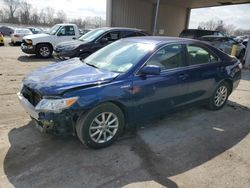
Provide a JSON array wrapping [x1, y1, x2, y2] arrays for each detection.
[[76, 103, 125, 149], [208, 81, 230, 110], [36, 44, 52, 58]]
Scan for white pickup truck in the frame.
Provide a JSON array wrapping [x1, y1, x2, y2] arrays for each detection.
[[21, 24, 80, 58]]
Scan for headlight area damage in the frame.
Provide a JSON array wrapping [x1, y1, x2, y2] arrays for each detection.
[[17, 90, 80, 134], [35, 97, 78, 113]]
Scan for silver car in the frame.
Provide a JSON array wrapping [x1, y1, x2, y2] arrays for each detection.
[[11, 28, 33, 45], [199, 35, 246, 61]]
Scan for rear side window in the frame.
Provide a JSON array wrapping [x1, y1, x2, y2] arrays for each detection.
[[146, 44, 185, 70], [120, 31, 146, 38], [187, 45, 219, 65]]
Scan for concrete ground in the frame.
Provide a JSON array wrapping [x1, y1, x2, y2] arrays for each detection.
[[0, 37, 250, 188]]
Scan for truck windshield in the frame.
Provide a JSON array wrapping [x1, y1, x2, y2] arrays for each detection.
[[79, 28, 107, 42], [84, 40, 155, 73], [48, 25, 62, 35]]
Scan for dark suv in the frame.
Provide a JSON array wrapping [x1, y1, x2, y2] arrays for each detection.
[[179, 29, 225, 39], [54, 27, 149, 59]]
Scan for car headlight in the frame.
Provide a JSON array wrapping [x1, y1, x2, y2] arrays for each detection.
[[35, 97, 79, 112], [25, 39, 32, 45]]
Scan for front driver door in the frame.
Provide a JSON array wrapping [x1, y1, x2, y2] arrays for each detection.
[[56, 26, 76, 44], [132, 44, 190, 121]]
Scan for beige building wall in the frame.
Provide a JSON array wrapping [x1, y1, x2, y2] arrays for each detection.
[[107, 0, 154, 34], [157, 4, 189, 36], [106, 0, 190, 36]]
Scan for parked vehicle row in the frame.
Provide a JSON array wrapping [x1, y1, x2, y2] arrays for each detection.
[[18, 36, 242, 148], [21, 24, 149, 58], [180, 29, 247, 61], [54, 27, 149, 60], [199, 35, 246, 61]]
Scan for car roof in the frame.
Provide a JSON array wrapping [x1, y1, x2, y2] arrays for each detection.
[[56, 23, 77, 26], [96, 27, 144, 32], [182, 29, 219, 32], [123, 36, 196, 45]]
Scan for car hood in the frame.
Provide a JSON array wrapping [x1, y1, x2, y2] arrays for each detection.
[[22, 58, 119, 96], [55, 40, 88, 49], [23, 33, 51, 40]]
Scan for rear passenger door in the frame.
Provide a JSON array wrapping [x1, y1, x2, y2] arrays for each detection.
[[184, 43, 221, 102]]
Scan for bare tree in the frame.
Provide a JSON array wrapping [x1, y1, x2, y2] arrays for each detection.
[[3, 0, 20, 23], [44, 7, 55, 25], [85, 16, 105, 28], [18, 0, 31, 24], [198, 20, 218, 30], [30, 9, 40, 25], [53, 10, 67, 24]]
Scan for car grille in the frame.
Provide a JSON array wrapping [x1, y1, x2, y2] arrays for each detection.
[[21, 85, 42, 106]]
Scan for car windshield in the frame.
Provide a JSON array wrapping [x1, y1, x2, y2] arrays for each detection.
[[84, 40, 155, 73], [79, 28, 107, 42], [48, 25, 61, 35]]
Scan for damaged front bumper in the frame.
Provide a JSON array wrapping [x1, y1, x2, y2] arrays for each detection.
[[17, 92, 75, 135]]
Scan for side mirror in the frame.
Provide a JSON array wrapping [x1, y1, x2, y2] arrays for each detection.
[[72, 37, 76, 40], [140, 65, 161, 75], [100, 38, 108, 44]]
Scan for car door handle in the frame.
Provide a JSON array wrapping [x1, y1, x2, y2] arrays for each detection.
[[178, 73, 189, 80]]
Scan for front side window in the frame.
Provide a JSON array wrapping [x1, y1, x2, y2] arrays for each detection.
[[146, 44, 184, 70], [58, 26, 75, 36], [187, 44, 219, 65], [101, 31, 120, 42]]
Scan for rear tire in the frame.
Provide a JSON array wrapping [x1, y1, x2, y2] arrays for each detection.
[[36, 44, 52, 58], [208, 81, 230, 110], [76, 103, 125, 149]]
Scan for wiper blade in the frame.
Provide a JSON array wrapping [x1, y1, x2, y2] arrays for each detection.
[[85, 62, 98, 69]]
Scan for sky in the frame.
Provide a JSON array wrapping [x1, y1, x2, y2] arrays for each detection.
[[189, 4, 250, 30], [1, 0, 250, 30], [25, 0, 107, 19]]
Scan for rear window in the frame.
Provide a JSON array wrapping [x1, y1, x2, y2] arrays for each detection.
[[16, 29, 32, 34]]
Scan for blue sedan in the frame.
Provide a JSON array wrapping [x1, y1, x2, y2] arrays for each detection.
[[18, 37, 242, 148]]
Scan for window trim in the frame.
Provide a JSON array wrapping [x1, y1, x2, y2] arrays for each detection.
[[185, 42, 221, 67], [135, 43, 186, 76]]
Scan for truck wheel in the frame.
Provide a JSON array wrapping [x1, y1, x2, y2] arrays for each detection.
[[208, 81, 230, 110], [76, 103, 125, 149], [36, 44, 52, 58]]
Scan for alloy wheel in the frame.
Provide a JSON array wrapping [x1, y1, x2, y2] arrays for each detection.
[[214, 85, 228, 107], [89, 112, 119, 144], [39, 47, 50, 57]]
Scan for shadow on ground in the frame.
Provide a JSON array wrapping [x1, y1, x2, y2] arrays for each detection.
[[17, 55, 58, 63], [4, 101, 250, 188]]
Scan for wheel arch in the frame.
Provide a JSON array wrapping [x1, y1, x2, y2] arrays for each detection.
[[36, 42, 54, 51], [222, 78, 233, 94]]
